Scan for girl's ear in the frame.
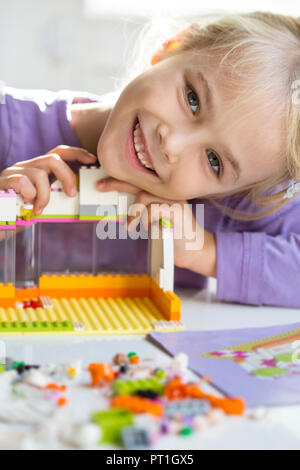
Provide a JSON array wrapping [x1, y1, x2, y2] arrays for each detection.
[[150, 24, 197, 66]]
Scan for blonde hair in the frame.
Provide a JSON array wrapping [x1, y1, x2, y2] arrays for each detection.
[[117, 11, 300, 221]]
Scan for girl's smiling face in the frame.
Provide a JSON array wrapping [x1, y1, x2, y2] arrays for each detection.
[[97, 50, 285, 200]]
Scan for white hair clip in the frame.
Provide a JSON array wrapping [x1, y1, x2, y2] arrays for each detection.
[[283, 179, 300, 199]]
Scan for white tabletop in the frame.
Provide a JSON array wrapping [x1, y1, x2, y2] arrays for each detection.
[[1, 284, 300, 450]]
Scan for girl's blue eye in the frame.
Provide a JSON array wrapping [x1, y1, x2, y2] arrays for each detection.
[[185, 84, 222, 178], [186, 87, 199, 114], [207, 150, 222, 178]]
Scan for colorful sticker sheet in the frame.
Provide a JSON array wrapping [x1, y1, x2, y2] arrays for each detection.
[[148, 323, 300, 407]]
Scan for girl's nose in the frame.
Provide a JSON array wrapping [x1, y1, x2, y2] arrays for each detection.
[[157, 123, 188, 164]]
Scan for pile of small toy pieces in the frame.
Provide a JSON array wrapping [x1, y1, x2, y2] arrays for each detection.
[[88, 352, 246, 449], [0, 352, 246, 450]]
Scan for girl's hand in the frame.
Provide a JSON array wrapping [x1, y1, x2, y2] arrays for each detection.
[[97, 177, 217, 278], [0, 145, 97, 214]]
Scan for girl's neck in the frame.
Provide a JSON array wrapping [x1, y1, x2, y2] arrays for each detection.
[[71, 92, 118, 155]]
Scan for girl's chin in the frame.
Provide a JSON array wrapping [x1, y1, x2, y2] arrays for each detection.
[[97, 153, 112, 173]]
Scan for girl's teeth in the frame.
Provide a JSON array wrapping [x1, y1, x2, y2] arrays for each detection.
[[133, 121, 155, 172], [137, 152, 145, 162], [134, 136, 143, 145], [135, 143, 144, 152], [137, 152, 154, 170]]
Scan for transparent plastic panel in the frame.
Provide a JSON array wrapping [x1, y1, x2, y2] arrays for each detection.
[[15, 225, 36, 287], [37, 222, 94, 276], [92, 220, 149, 275], [0, 228, 16, 285], [37, 221, 149, 277]]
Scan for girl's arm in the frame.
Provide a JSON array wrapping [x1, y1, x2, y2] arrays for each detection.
[[215, 230, 300, 308], [186, 196, 300, 309], [97, 176, 300, 308], [71, 91, 118, 155], [0, 85, 111, 171], [211, 191, 300, 308]]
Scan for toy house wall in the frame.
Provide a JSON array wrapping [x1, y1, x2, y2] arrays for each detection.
[[15, 222, 150, 285]]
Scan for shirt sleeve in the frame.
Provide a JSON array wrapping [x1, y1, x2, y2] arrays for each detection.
[[0, 85, 101, 172], [216, 199, 300, 308]]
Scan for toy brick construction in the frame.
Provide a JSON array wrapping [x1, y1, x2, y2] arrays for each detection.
[[0, 167, 182, 336]]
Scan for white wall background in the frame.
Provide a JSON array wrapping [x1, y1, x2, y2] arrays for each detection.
[[0, 0, 298, 95]]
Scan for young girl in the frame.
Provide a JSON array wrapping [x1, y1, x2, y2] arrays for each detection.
[[0, 11, 299, 308]]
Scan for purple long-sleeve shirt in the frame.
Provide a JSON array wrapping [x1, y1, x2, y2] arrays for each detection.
[[1, 86, 300, 308]]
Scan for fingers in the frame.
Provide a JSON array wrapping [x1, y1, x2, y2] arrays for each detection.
[[125, 191, 179, 232], [128, 202, 175, 233], [0, 173, 37, 203], [20, 154, 78, 197], [16, 146, 97, 197], [98, 183, 166, 229], [47, 145, 97, 164], [0, 145, 97, 215], [26, 168, 51, 214], [0, 167, 52, 214]]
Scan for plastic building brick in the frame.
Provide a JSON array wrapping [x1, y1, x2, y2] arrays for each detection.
[[113, 354, 130, 365], [0, 190, 17, 223], [164, 378, 245, 416], [41, 180, 79, 218], [135, 389, 159, 399], [130, 355, 140, 365], [111, 395, 164, 417], [121, 426, 151, 450], [0, 165, 182, 335], [20, 204, 34, 221], [91, 408, 134, 444], [112, 376, 165, 397], [79, 167, 135, 220], [22, 298, 43, 309], [150, 278, 181, 322], [15, 364, 39, 375], [0, 283, 15, 299], [165, 378, 187, 400], [57, 397, 68, 407], [79, 166, 119, 219], [128, 352, 136, 358], [150, 219, 174, 292], [88, 363, 115, 386], [0, 320, 75, 334], [164, 399, 210, 418], [39, 296, 53, 309], [39, 272, 151, 291], [0, 284, 180, 335], [65, 360, 82, 379], [179, 427, 193, 436], [12, 361, 25, 370], [45, 383, 67, 392]]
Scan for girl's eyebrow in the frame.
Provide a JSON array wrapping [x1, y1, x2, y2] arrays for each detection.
[[196, 70, 213, 112], [195, 69, 242, 182]]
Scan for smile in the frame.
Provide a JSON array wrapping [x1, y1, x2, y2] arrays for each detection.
[[133, 121, 156, 173], [125, 117, 159, 178]]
